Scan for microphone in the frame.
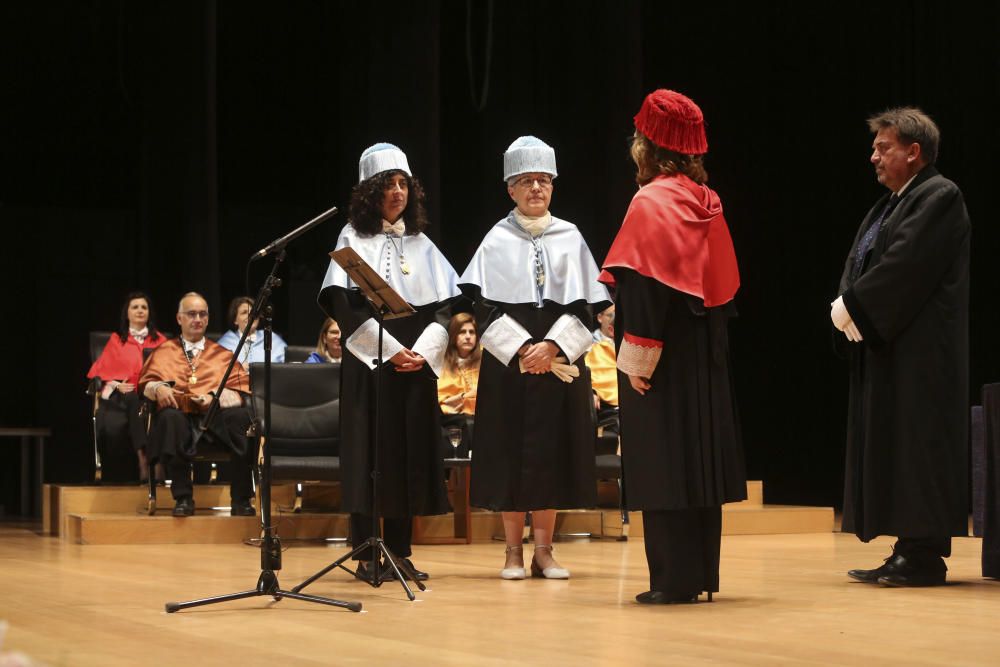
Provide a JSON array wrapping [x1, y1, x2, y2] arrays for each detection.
[[252, 205, 339, 259]]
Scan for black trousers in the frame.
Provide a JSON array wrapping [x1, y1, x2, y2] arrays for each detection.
[[149, 407, 254, 502], [642, 506, 722, 595], [95, 392, 147, 483], [350, 513, 412, 561], [894, 536, 952, 560]]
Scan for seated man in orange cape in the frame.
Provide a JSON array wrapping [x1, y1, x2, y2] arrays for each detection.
[[139, 292, 255, 517]]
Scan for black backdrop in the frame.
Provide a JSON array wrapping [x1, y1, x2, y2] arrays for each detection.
[[3, 1, 998, 513]]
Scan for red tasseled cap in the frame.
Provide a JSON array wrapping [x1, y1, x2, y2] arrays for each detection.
[[633, 89, 708, 155]]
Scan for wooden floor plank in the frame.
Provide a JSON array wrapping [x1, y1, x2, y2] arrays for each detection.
[[0, 525, 997, 665]]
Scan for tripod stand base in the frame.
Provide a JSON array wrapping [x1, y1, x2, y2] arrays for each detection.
[[292, 537, 425, 601], [165, 569, 362, 613]]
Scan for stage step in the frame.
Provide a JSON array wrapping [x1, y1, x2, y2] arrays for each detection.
[[50, 479, 833, 545], [66, 511, 349, 545], [43, 483, 296, 538], [410, 502, 835, 543]]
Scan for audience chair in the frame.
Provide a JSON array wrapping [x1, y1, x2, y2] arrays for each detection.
[[86, 331, 114, 482], [250, 362, 342, 516], [283, 345, 315, 363]]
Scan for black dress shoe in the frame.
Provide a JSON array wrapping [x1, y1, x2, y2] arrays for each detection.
[[877, 555, 947, 587], [849, 552, 946, 586], [356, 561, 378, 582], [230, 499, 256, 517], [172, 496, 195, 517], [635, 590, 699, 605], [848, 552, 903, 582], [877, 570, 947, 587], [379, 558, 430, 582], [400, 558, 429, 581]]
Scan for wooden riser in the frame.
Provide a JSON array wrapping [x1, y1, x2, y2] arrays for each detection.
[[44, 483, 297, 538], [66, 512, 350, 545], [45, 480, 765, 538], [64, 503, 833, 545], [597, 505, 836, 538], [413, 503, 834, 541], [53, 477, 829, 545]]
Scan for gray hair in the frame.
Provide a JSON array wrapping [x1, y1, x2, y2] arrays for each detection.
[[177, 291, 208, 313], [867, 107, 940, 164]]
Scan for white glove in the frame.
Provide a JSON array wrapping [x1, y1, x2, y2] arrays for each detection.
[[518, 356, 580, 383]]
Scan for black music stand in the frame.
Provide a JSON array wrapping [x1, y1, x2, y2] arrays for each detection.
[[292, 247, 426, 600], [165, 245, 360, 614]]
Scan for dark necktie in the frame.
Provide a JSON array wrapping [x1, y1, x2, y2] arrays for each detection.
[[850, 193, 900, 280]]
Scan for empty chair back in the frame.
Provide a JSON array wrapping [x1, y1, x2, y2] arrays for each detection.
[[89, 331, 113, 363], [284, 345, 315, 363], [249, 362, 340, 458]]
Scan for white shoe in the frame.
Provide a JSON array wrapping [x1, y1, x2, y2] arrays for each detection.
[[531, 545, 570, 579], [500, 566, 527, 580], [500, 545, 525, 580]]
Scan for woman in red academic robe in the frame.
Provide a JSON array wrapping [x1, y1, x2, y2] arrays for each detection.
[[87, 291, 166, 482], [601, 90, 746, 604]]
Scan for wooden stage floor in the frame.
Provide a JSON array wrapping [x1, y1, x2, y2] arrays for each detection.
[[1, 524, 998, 666]]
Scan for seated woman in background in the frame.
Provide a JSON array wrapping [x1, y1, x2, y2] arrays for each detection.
[[437, 313, 480, 458], [217, 295, 287, 368], [87, 291, 166, 482], [305, 317, 343, 364]]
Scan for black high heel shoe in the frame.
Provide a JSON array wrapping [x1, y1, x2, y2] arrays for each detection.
[[635, 590, 698, 604]]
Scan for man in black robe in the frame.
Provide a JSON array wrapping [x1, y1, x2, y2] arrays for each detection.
[[831, 107, 970, 587]]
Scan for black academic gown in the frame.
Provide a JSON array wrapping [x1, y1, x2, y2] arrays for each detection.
[[837, 165, 970, 542], [319, 286, 453, 518], [470, 299, 599, 511], [610, 269, 747, 510]]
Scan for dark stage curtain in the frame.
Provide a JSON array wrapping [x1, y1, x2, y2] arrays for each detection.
[[1, 2, 997, 515]]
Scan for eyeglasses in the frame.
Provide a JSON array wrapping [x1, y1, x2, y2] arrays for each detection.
[[514, 175, 553, 189], [180, 310, 209, 320]]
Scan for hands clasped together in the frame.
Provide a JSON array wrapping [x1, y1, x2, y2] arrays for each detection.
[[390, 348, 426, 372]]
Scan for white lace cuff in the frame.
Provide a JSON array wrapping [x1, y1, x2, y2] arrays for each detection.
[[346, 318, 405, 369], [543, 313, 593, 363], [143, 381, 172, 401], [480, 314, 532, 366], [411, 322, 449, 378], [617, 333, 662, 378]]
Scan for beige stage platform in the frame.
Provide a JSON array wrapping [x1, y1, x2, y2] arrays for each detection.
[[0, 523, 998, 666], [43, 480, 835, 545]]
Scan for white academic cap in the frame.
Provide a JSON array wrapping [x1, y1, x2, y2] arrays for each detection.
[[358, 142, 412, 183], [503, 136, 558, 182]]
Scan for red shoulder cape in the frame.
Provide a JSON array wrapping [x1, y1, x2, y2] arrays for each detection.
[[599, 174, 739, 307]]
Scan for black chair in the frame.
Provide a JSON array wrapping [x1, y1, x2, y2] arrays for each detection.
[[284, 345, 315, 363], [86, 331, 114, 482], [250, 362, 342, 515], [594, 418, 628, 541]]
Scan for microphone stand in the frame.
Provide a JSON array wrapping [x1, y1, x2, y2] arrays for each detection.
[[165, 245, 360, 614]]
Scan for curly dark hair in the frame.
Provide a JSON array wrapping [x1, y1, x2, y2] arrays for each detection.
[[630, 132, 708, 186], [116, 291, 162, 344], [348, 169, 429, 236]]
